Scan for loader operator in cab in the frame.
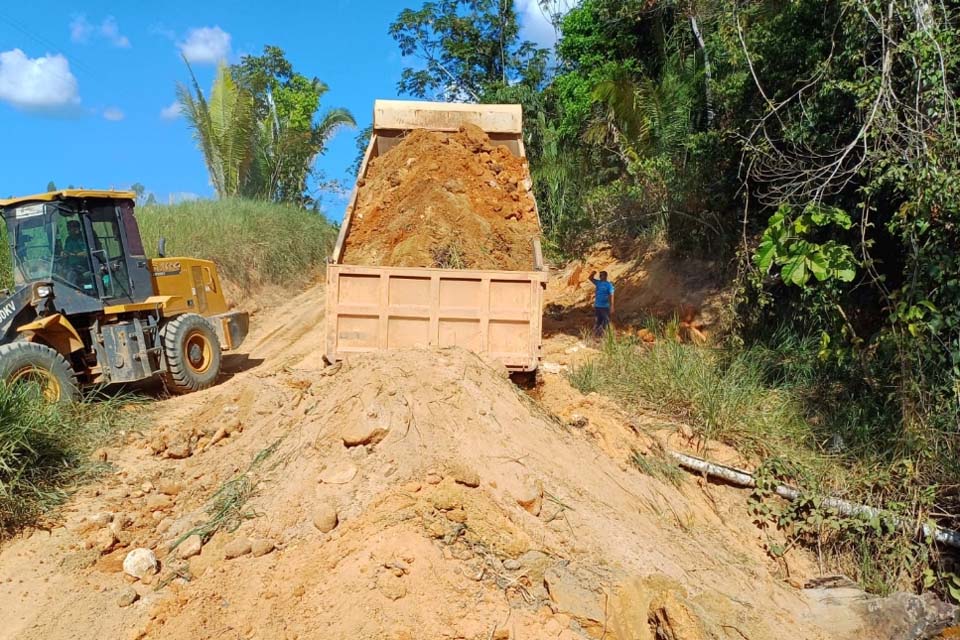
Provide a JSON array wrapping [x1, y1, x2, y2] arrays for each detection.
[[588, 271, 615, 337], [61, 220, 90, 285]]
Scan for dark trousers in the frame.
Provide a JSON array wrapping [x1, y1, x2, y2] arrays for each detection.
[[594, 307, 611, 337]]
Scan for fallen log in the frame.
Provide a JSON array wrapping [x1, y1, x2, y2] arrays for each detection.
[[668, 450, 960, 549]]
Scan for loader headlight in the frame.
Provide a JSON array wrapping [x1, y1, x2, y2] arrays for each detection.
[[36, 285, 52, 298]]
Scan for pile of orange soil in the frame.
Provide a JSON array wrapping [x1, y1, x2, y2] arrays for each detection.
[[0, 283, 942, 640], [341, 124, 540, 270]]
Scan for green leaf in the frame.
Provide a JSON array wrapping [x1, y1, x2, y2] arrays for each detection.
[[808, 251, 829, 281], [948, 582, 960, 603], [754, 239, 778, 273], [781, 254, 808, 287], [834, 266, 856, 282]]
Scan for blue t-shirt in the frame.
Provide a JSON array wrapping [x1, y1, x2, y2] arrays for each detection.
[[592, 280, 614, 308]]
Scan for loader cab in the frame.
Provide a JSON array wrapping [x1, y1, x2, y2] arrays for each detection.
[[1, 192, 153, 313]]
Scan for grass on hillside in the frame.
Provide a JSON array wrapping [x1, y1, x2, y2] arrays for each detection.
[[137, 199, 337, 291], [569, 326, 955, 595], [0, 383, 135, 536], [569, 330, 818, 461], [1, 198, 337, 293]]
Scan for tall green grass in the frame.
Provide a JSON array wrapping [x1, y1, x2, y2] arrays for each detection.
[[0, 383, 134, 536], [137, 199, 337, 292], [569, 332, 817, 461], [1, 198, 336, 293]]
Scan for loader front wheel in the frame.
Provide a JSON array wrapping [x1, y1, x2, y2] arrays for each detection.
[[0, 342, 79, 403], [160, 314, 222, 394]]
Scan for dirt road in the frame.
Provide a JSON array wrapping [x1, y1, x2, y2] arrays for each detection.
[[0, 272, 928, 640]]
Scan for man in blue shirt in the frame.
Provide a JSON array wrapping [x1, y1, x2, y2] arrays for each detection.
[[588, 270, 615, 337]]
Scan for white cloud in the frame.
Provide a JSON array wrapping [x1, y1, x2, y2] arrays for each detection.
[[100, 17, 131, 48], [0, 49, 81, 111], [69, 15, 93, 43], [516, 0, 573, 48], [178, 26, 231, 64], [70, 15, 131, 48], [160, 100, 182, 120], [103, 106, 124, 121]]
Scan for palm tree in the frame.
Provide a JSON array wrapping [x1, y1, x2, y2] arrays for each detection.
[[254, 83, 355, 204], [177, 61, 257, 198], [588, 53, 701, 161]]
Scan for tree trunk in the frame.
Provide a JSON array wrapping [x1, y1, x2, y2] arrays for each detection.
[[689, 14, 715, 128]]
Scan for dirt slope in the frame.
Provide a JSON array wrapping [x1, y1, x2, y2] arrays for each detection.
[[342, 125, 540, 270], [0, 280, 920, 640]]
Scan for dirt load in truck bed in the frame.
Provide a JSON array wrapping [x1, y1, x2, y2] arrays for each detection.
[[341, 124, 540, 271]]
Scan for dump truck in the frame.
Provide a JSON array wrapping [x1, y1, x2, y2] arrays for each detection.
[[325, 100, 547, 371], [0, 190, 248, 401]]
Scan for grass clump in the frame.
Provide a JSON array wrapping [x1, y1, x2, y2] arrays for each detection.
[[0, 383, 134, 536], [569, 331, 815, 460], [136, 198, 337, 292], [169, 438, 281, 552], [630, 444, 684, 487]]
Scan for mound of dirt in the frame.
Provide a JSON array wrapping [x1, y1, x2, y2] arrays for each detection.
[[341, 124, 540, 270], [1, 284, 940, 640]]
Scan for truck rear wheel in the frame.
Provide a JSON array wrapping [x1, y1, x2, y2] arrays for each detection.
[[0, 342, 79, 403], [160, 314, 222, 394]]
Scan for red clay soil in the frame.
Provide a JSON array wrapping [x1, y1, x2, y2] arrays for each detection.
[[341, 124, 540, 271]]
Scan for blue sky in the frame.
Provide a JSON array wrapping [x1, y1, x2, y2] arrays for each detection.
[[0, 1, 561, 220]]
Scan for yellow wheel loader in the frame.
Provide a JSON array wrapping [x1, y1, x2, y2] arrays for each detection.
[[0, 190, 248, 401]]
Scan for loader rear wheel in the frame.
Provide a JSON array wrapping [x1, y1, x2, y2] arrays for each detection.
[[0, 342, 79, 403], [160, 314, 222, 394]]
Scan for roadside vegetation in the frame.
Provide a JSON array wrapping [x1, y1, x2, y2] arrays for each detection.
[[571, 326, 958, 595], [137, 199, 337, 292], [0, 383, 135, 537]]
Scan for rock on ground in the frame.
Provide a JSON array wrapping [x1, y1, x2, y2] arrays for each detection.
[[341, 410, 390, 447], [176, 535, 203, 560], [544, 566, 605, 624], [224, 538, 252, 560], [117, 586, 139, 608], [122, 548, 158, 580], [251, 539, 275, 557], [312, 503, 339, 533]]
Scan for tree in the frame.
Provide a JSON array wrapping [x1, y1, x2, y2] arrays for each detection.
[[390, 0, 548, 101], [234, 47, 355, 205], [46, 181, 57, 192], [177, 61, 257, 199], [176, 47, 354, 205], [130, 183, 146, 205]]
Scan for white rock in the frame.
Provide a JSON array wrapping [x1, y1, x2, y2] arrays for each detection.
[[123, 548, 158, 580], [541, 361, 567, 375]]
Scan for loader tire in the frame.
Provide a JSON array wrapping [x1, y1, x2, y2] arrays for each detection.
[[160, 314, 222, 394], [0, 341, 79, 403]]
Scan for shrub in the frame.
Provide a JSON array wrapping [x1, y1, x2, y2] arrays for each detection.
[[0, 383, 129, 535]]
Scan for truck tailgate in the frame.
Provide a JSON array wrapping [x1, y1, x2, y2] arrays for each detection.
[[326, 264, 547, 371]]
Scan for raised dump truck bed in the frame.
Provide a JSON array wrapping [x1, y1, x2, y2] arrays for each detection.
[[325, 100, 547, 371]]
